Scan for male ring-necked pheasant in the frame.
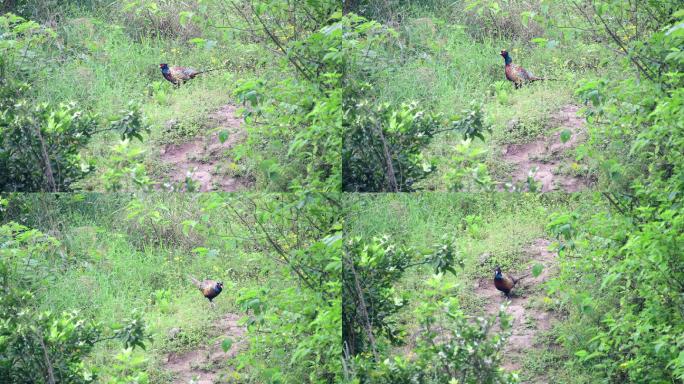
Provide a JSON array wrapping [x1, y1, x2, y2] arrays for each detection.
[[493, 266, 529, 298], [159, 63, 218, 86], [500, 50, 552, 89], [190, 276, 224, 307]]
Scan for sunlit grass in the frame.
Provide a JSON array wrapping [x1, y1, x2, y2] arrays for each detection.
[[26, 193, 284, 382], [368, 13, 613, 190], [29, 14, 282, 190]]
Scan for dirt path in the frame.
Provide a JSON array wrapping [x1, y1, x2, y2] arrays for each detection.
[[159, 104, 249, 192], [499, 105, 589, 192], [163, 313, 247, 384], [473, 238, 559, 381]]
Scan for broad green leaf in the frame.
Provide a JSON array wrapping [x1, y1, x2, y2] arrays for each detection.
[[532, 263, 544, 277], [218, 130, 229, 143], [221, 338, 233, 352], [560, 129, 572, 143]]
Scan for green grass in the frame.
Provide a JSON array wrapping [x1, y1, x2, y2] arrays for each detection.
[[346, 193, 572, 295], [368, 10, 615, 190], [19, 193, 286, 382], [29, 12, 284, 190], [346, 193, 590, 377]]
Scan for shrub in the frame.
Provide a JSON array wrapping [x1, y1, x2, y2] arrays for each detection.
[[0, 13, 148, 192], [0, 221, 148, 383]]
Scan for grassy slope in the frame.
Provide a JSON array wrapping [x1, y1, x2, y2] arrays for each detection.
[[23, 194, 285, 381], [346, 193, 594, 381], [32, 11, 283, 190], [370, 4, 615, 190]]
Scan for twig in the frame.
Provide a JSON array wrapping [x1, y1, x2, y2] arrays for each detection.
[[34, 123, 57, 192], [374, 121, 398, 192], [344, 250, 379, 361], [37, 332, 56, 384]]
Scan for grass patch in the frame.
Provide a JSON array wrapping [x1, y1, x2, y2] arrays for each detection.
[[363, 7, 615, 190], [345, 192, 591, 378]]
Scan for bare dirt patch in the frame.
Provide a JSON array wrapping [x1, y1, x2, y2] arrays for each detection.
[[473, 238, 559, 377], [159, 104, 250, 192], [164, 313, 247, 384], [499, 105, 590, 192]]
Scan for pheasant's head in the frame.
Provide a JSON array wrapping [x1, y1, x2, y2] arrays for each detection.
[[500, 50, 512, 64], [215, 281, 224, 291], [494, 266, 503, 279], [159, 63, 169, 71]]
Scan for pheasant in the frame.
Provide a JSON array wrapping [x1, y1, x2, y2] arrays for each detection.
[[500, 50, 551, 89], [159, 63, 218, 86], [493, 266, 528, 298], [190, 276, 224, 307]]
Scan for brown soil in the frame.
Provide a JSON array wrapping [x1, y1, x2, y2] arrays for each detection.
[[499, 105, 590, 192], [159, 104, 249, 192], [473, 238, 559, 379], [163, 313, 247, 384]]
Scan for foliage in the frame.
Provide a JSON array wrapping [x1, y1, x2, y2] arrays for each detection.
[[570, 3, 684, 192], [367, 277, 516, 384], [343, 235, 414, 357], [342, 13, 491, 192], [0, 13, 148, 192], [461, 0, 547, 41], [442, 140, 492, 192], [531, 3, 684, 381], [343, 231, 518, 383], [229, 1, 342, 192], [0, 101, 96, 191], [343, 102, 438, 192], [99, 141, 152, 192], [547, 191, 684, 382], [0, 221, 148, 383], [194, 192, 343, 383]]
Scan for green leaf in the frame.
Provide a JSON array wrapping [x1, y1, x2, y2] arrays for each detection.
[[178, 11, 194, 27], [532, 263, 544, 277], [218, 130, 229, 143], [520, 11, 535, 27], [560, 129, 572, 143], [188, 38, 205, 48], [530, 37, 548, 47], [221, 338, 233, 352]]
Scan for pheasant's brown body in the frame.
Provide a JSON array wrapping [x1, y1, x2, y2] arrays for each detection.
[[494, 266, 527, 298], [159, 64, 211, 86], [190, 276, 224, 303], [500, 50, 545, 88], [494, 274, 515, 296]]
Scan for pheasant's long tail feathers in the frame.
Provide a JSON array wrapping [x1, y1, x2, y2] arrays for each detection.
[[513, 273, 531, 285], [195, 68, 218, 75], [195, 63, 230, 75], [189, 275, 201, 289], [530, 77, 558, 82]]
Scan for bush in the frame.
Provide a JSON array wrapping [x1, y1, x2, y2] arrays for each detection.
[[0, 221, 148, 383], [544, 6, 684, 380], [230, 4, 342, 192], [342, 13, 490, 192], [343, 235, 513, 383], [0, 13, 148, 192]]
